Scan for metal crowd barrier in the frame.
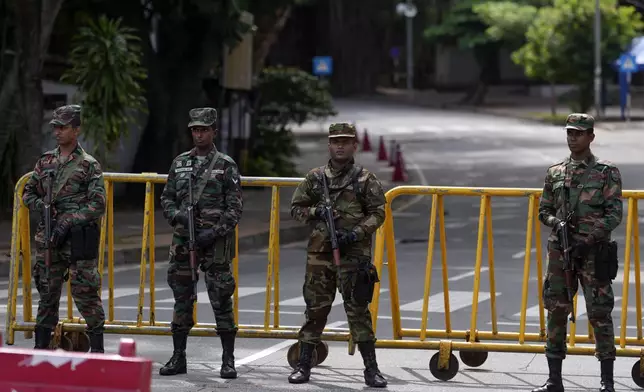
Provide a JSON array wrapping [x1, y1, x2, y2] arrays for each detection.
[[370, 186, 644, 387], [4, 172, 386, 368]]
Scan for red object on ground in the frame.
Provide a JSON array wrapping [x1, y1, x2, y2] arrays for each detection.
[[362, 128, 372, 152], [0, 333, 152, 392], [392, 144, 408, 182], [377, 136, 388, 161]]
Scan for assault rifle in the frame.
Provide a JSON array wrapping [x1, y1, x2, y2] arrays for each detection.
[[43, 172, 54, 294], [320, 173, 341, 266], [557, 210, 577, 323], [186, 176, 198, 303]]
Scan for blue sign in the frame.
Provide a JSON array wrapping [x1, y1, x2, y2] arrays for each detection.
[[390, 47, 401, 59], [618, 53, 638, 73], [313, 56, 333, 76]]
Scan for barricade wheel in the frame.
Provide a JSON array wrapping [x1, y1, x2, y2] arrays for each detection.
[[287, 342, 319, 369], [316, 342, 329, 365], [459, 350, 488, 368], [65, 331, 91, 353], [631, 360, 644, 388], [429, 352, 459, 381], [59, 335, 74, 351]]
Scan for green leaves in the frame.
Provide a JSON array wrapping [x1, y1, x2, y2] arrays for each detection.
[[510, 0, 644, 110], [60, 15, 147, 166]]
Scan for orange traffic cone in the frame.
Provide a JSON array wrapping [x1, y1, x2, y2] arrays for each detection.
[[377, 136, 388, 161], [388, 140, 396, 167], [362, 128, 372, 152], [392, 144, 407, 182]]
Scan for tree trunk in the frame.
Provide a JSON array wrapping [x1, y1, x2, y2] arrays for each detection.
[[0, 0, 65, 177], [326, 0, 385, 96], [252, 6, 292, 76]]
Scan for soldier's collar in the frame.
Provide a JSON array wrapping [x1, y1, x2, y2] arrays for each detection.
[[326, 158, 355, 176], [566, 152, 595, 167], [189, 143, 217, 158], [53, 143, 84, 159]]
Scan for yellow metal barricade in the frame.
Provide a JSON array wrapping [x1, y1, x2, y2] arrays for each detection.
[[4, 172, 382, 367], [369, 186, 644, 385]]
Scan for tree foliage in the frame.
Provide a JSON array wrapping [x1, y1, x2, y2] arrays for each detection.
[[60, 15, 147, 166], [511, 0, 644, 111], [472, 1, 543, 48], [246, 66, 336, 177]]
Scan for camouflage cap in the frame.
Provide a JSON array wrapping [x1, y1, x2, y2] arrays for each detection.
[[49, 104, 82, 126], [565, 113, 594, 131], [328, 123, 357, 138], [188, 107, 217, 128]]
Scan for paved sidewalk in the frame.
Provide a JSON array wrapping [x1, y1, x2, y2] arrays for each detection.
[[0, 126, 418, 278]]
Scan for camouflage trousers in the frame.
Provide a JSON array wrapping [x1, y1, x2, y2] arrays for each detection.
[[167, 234, 237, 335], [32, 240, 105, 333], [543, 240, 616, 360], [297, 252, 376, 345]]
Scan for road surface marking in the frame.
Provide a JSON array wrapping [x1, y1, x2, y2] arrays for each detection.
[[279, 289, 390, 307], [157, 286, 267, 304], [512, 248, 536, 259], [399, 290, 496, 312], [513, 296, 622, 320], [235, 320, 348, 366], [490, 321, 642, 331], [448, 267, 489, 282]]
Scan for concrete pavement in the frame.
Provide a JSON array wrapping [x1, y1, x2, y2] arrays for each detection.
[[3, 99, 644, 391]]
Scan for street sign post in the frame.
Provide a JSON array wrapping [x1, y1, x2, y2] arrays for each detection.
[[618, 52, 638, 122]]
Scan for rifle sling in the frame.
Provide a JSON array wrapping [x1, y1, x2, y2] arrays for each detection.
[[562, 156, 596, 219], [52, 151, 86, 200], [193, 151, 221, 203]]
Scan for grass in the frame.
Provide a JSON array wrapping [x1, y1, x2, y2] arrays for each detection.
[[524, 112, 569, 125]]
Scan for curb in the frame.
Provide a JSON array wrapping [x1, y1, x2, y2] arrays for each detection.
[[0, 225, 311, 279]]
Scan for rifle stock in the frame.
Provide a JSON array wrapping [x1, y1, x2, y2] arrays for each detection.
[[558, 213, 576, 323], [187, 176, 198, 302], [321, 174, 341, 266]]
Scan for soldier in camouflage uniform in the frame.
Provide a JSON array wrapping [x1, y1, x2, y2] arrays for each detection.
[[535, 113, 622, 392], [288, 123, 388, 388], [159, 107, 243, 379], [22, 104, 107, 353]]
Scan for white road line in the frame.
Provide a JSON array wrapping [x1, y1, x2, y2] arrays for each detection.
[[491, 321, 643, 331], [390, 162, 429, 213], [236, 320, 348, 366], [448, 267, 488, 282], [279, 289, 390, 307], [514, 296, 622, 320], [512, 248, 536, 259], [157, 287, 267, 304], [399, 291, 496, 312]]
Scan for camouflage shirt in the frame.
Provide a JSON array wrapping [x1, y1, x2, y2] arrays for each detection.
[[23, 144, 106, 243], [538, 154, 623, 242], [160, 145, 243, 237], [291, 159, 386, 257]]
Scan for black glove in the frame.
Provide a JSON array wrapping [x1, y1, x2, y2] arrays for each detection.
[[196, 228, 217, 249], [50, 219, 71, 248], [173, 212, 189, 228], [336, 228, 359, 246]]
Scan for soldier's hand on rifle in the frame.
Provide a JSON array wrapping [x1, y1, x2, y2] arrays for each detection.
[[312, 204, 339, 219], [173, 212, 189, 228], [336, 228, 358, 246], [50, 219, 71, 248]]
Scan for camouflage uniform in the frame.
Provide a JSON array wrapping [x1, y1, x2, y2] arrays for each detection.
[[288, 123, 388, 388], [535, 114, 622, 392], [22, 105, 107, 353], [159, 108, 243, 379]]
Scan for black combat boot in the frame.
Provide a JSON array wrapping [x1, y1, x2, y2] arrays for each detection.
[[358, 341, 388, 388], [599, 359, 615, 392], [34, 326, 52, 349], [89, 332, 104, 353], [531, 358, 564, 392], [287, 342, 315, 384], [159, 333, 188, 376], [219, 332, 237, 379]]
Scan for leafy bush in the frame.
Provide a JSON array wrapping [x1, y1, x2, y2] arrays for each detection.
[[246, 66, 336, 177]]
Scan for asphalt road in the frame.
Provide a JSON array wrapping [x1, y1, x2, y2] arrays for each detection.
[[2, 100, 644, 391]]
